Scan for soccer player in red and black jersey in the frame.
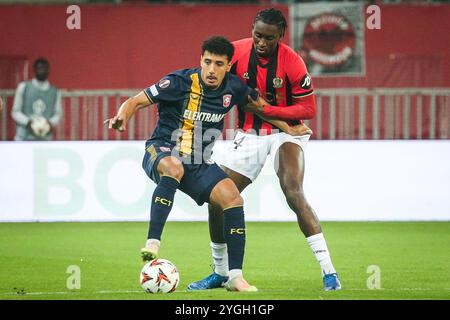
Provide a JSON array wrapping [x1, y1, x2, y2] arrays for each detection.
[[188, 8, 341, 291]]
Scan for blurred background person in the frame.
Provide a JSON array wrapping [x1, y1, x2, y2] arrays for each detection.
[[11, 57, 62, 141]]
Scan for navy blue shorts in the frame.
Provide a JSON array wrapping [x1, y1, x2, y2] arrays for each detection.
[[142, 140, 229, 206]]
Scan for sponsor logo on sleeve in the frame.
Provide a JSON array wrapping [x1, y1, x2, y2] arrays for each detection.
[[300, 74, 312, 90], [158, 78, 171, 89], [150, 84, 159, 97]]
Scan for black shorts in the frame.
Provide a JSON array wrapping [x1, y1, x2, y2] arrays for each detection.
[[142, 140, 229, 206]]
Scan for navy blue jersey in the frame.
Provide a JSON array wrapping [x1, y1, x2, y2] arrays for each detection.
[[144, 68, 257, 158]]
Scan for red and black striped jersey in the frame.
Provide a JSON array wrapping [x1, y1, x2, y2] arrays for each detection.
[[231, 38, 314, 135]]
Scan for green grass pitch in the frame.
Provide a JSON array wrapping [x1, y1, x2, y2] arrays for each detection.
[[0, 221, 449, 300]]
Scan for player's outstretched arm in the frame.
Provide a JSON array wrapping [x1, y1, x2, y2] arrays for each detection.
[[104, 91, 151, 132]]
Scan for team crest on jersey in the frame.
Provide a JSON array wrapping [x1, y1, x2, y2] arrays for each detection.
[[273, 77, 283, 88], [243, 72, 250, 80], [158, 79, 171, 89], [223, 94, 232, 108]]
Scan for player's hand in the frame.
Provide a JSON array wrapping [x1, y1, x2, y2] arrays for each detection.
[[244, 92, 267, 114], [288, 123, 313, 136], [46, 119, 53, 133], [26, 119, 33, 133], [104, 115, 126, 132]]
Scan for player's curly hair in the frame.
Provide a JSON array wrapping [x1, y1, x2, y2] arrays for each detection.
[[202, 36, 235, 62], [254, 8, 288, 38]]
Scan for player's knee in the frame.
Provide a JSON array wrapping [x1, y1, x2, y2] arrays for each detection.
[[233, 194, 244, 207], [159, 157, 184, 181], [223, 193, 244, 210], [210, 178, 244, 210], [166, 164, 184, 181]]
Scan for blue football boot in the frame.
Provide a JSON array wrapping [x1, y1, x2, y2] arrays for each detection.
[[187, 272, 229, 291], [323, 273, 342, 291]]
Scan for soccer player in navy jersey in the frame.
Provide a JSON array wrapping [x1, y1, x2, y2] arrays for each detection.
[[188, 9, 341, 291], [105, 36, 306, 292]]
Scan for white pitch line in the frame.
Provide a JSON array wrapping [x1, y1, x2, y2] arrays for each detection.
[[347, 288, 448, 291], [0, 289, 194, 296], [97, 290, 146, 294], [0, 290, 142, 296], [0, 287, 448, 297], [0, 291, 71, 296]]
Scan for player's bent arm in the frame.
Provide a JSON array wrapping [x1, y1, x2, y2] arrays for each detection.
[[244, 93, 312, 135], [48, 91, 63, 129], [118, 91, 152, 120], [11, 82, 30, 126], [105, 91, 151, 132], [261, 94, 317, 121], [257, 114, 312, 136], [257, 115, 293, 135]]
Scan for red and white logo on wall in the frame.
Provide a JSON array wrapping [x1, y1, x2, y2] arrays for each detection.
[[291, 2, 365, 76], [303, 13, 356, 69]]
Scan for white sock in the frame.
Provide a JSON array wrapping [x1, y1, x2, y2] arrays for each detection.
[[146, 238, 160, 248], [228, 269, 242, 280], [306, 233, 337, 275], [210, 242, 229, 277]]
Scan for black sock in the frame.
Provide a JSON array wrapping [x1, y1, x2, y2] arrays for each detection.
[[223, 206, 246, 270], [147, 176, 179, 240]]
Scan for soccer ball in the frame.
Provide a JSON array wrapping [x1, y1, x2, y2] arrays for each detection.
[[30, 116, 51, 137], [140, 258, 179, 293]]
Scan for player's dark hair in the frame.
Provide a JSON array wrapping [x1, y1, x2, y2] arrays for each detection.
[[254, 8, 287, 38], [34, 57, 49, 69], [201, 36, 235, 62]]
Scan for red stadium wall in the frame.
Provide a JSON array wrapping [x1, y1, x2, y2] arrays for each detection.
[[0, 4, 287, 89], [0, 4, 449, 90]]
